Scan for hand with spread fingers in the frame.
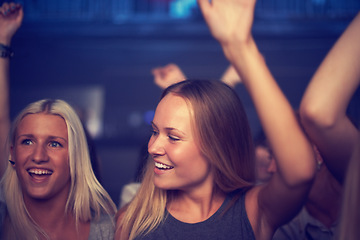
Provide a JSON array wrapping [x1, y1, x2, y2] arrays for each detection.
[[0, 2, 23, 45], [197, 0, 256, 59], [152, 63, 187, 90], [220, 64, 242, 87]]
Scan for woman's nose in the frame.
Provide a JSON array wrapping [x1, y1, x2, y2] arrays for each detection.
[[148, 135, 165, 157], [267, 158, 277, 173], [32, 144, 49, 163]]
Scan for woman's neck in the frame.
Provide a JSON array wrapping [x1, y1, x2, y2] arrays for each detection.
[[24, 197, 90, 240], [167, 188, 226, 223]]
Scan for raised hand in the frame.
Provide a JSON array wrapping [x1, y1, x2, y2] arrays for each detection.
[[151, 63, 187, 90], [197, 0, 256, 46], [220, 65, 242, 88], [0, 2, 23, 45]]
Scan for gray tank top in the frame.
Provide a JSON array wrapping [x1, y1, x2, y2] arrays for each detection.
[[135, 189, 255, 240]]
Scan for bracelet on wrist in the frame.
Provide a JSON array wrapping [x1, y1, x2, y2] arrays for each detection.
[[0, 43, 14, 58]]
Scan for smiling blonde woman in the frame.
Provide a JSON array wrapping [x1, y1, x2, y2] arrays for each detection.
[[0, 99, 116, 240]]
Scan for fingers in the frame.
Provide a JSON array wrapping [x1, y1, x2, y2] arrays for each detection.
[[197, 0, 211, 12], [151, 68, 160, 78], [0, 2, 23, 45], [152, 64, 173, 79], [152, 63, 186, 90], [0, 2, 8, 16], [197, 0, 212, 21], [0, 2, 21, 16], [165, 64, 181, 75], [152, 64, 172, 90], [221, 65, 242, 88], [0, 2, 11, 16], [152, 66, 167, 90]]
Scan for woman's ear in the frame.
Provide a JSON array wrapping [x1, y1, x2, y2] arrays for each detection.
[[9, 146, 15, 168]]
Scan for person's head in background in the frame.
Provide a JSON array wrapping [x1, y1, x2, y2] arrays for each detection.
[[254, 124, 342, 230], [253, 116, 338, 187], [253, 130, 277, 184], [1, 99, 116, 239]]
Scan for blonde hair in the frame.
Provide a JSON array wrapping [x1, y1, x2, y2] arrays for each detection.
[[117, 80, 255, 240], [0, 99, 116, 240], [338, 139, 360, 240]]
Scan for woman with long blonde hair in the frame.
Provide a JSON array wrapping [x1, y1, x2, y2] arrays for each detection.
[[116, 1, 316, 239], [0, 99, 117, 239]]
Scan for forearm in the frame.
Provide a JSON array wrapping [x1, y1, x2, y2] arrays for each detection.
[[301, 13, 360, 126], [0, 38, 11, 177], [300, 12, 360, 182], [0, 58, 10, 118], [0, 2, 23, 176], [223, 39, 316, 185], [0, 31, 11, 135], [0, 56, 10, 176], [0, 8, 14, 124]]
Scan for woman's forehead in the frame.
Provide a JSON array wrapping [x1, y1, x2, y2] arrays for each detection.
[[16, 113, 68, 139]]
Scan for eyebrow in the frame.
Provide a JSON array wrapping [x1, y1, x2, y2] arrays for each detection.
[[17, 134, 68, 143], [150, 121, 158, 129], [151, 121, 186, 135]]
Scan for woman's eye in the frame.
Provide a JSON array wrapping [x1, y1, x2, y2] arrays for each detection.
[[21, 139, 33, 145], [151, 129, 159, 136], [169, 135, 180, 142], [49, 141, 62, 148]]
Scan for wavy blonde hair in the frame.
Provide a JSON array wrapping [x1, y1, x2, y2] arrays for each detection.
[[117, 80, 255, 240], [0, 99, 116, 240]]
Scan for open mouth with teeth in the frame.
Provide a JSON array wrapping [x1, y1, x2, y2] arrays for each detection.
[[28, 169, 53, 178], [155, 162, 174, 170]]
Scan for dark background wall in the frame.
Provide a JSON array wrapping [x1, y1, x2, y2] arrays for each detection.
[[4, 0, 359, 205]]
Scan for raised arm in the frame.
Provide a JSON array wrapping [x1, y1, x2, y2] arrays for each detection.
[[0, 2, 23, 175], [152, 62, 242, 89], [300, 13, 360, 183], [220, 64, 242, 88], [198, 0, 316, 237], [151, 63, 187, 90]]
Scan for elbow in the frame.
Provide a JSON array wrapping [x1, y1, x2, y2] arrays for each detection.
[[282, 172, 315, 190], [299, 163, 316, 186], [281, 153, 317, 188], [287, 168, 316, 189], [299, 100, 338, 133]]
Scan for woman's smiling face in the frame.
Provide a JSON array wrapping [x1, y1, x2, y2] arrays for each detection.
[[148, 93, 213, 192], [11, 113, 71, 202]]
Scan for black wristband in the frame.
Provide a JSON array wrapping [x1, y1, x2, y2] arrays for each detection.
[[0, 43, 14, 58]]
